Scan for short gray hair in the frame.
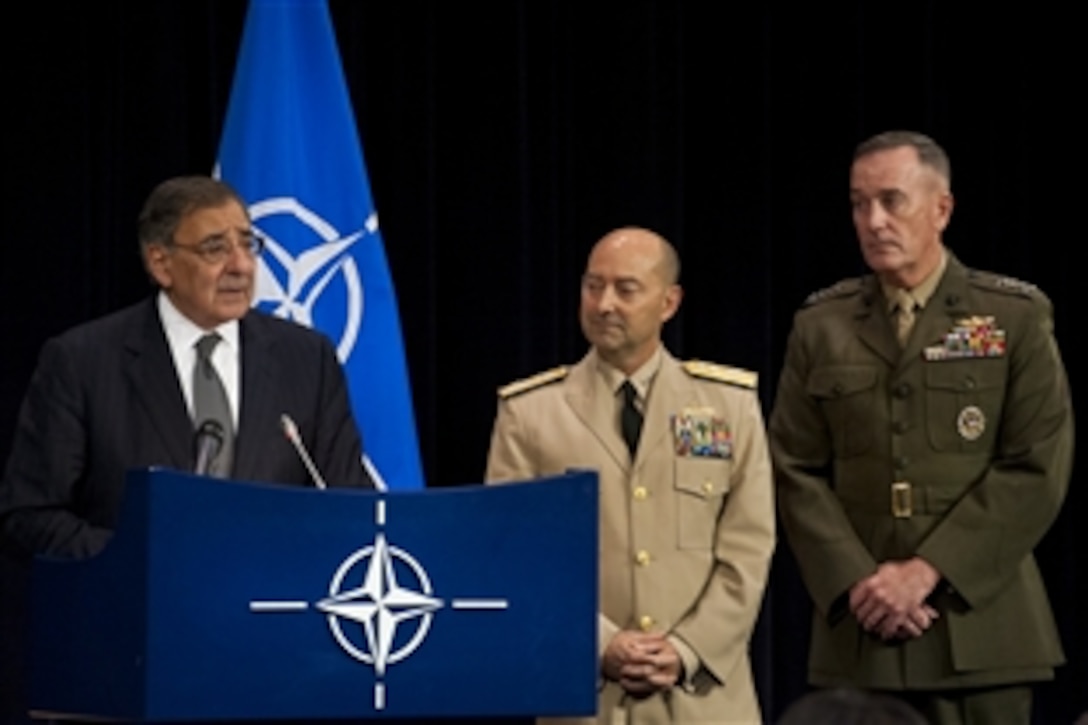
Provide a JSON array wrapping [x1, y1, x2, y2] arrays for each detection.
[[854, 130, 951, 185]]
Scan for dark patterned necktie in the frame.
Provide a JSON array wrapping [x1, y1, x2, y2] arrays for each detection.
[[193, 333, 234, 477], [619, 380, 643, 459]]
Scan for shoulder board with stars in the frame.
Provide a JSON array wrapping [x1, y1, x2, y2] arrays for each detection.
[[967, 269, 1041, 299], [682, 360, 758, 389], [498, 366, 569, 399], [804, 277, 863, 306]]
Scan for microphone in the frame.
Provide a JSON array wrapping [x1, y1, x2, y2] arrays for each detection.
[[279, 413, 328, 489], [193, 419, 225, 476]]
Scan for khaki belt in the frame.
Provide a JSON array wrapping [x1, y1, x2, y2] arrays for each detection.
[[837, 481, 966, 518]]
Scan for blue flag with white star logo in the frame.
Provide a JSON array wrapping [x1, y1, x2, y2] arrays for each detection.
[[216, 0, 423, 491]]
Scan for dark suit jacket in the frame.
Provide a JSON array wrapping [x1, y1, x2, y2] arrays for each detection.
[[769, 255, 1073, 689], [0, 296, 373, 559]]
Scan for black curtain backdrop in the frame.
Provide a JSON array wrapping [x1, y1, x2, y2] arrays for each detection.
[[2, 2, 1084, 723]]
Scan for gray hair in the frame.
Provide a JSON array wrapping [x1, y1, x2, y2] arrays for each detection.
[[854, 130, 951, 186], [137, 176, 246, 250]]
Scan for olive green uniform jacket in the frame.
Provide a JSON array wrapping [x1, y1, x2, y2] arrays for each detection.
[[769, 255, 1073, 690], [486, 348, 775, 724]]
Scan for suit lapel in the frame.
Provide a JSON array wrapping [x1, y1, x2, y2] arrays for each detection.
[[564, 353, 629, 471], [124, 299, 192, 469], [853, 276, 900, 367], [234, 313, 279, 478]]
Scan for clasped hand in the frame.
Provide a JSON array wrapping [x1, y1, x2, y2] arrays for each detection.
[[602, 630, 683, 696], [849, 557, 941, 640]]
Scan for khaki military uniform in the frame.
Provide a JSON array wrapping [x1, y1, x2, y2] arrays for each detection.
[[486, 348, 775, 724], [769, 255, 1073, 691]]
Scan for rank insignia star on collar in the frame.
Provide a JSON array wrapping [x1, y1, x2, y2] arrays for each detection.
[[924, 315, 1007, 361]]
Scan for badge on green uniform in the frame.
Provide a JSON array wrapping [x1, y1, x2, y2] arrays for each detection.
[[957, 405, 986, 441]]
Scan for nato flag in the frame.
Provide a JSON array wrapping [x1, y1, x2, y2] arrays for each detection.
[[217, 0, 423, 491]]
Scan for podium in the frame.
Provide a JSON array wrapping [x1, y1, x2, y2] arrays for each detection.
[[27, 469, 598, 721]]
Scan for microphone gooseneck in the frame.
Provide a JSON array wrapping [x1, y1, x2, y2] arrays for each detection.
[[280, 413, 328, 489]]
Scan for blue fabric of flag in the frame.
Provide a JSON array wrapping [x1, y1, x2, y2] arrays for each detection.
[[217, 0, 423, 490]]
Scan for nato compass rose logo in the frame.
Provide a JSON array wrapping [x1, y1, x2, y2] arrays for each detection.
[[248, 197, 368, 363], [248, 499, 508, 711]]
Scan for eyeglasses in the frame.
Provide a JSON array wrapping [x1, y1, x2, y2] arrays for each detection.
[[168, 232, 265, 265]]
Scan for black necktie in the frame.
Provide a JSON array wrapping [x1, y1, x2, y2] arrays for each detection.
[[619, 380, 643, 459]]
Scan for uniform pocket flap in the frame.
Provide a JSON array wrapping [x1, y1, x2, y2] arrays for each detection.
[[673, 457, 731, 498], [925, 363, 1004, 391], [807, 365, 878, 398]]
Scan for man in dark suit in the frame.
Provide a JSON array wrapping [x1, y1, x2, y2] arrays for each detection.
[[0, 175, 374, 559], [769, 132, 1072, 723]]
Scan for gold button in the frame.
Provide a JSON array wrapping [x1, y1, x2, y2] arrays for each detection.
[[639, 615, 654, 632], [633, 486, 648, 500], [702, 481, 714, 494], [635, 550, 650, 566]]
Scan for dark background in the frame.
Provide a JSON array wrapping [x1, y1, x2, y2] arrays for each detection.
[[2, 2, 1083, 723]]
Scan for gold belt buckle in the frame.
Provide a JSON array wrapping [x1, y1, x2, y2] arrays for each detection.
[[891, 481, 913, 518]]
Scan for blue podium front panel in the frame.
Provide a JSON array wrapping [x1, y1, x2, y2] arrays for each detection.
[[29, 469, 598, 721]]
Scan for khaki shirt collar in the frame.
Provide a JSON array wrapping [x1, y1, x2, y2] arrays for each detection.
[[595, 345, 663, 406], [882, 248, 948, 314]]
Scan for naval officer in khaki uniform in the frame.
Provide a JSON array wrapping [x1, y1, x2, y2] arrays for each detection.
[[486, 228, 775, 724], [769, 131, 1073, 724]]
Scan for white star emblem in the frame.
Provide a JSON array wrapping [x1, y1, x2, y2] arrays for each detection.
[[248, 498, 508, 711], [317, 533, 442, 676]]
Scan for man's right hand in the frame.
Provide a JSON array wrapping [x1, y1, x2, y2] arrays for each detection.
[[602, 630, 682, 696], [849, 557, 941, 640]]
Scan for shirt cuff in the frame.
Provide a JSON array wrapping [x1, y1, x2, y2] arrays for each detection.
[[668, 633, 700, 691]]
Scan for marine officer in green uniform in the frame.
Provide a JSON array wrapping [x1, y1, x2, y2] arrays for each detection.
[[769, 131, 1073, 724]]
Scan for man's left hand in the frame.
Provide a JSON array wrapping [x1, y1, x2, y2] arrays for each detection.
[[849, 557, 941, 640], [615, 633, 683, 696]]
